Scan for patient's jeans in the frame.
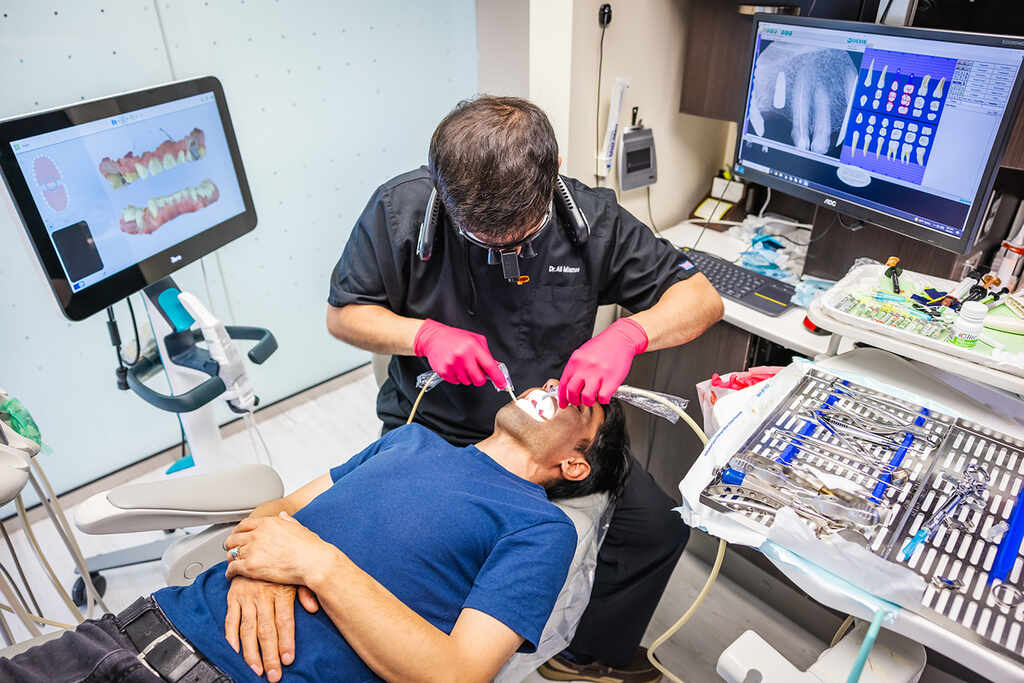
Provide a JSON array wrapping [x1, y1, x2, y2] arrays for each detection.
[[0, 613, 161, 683]]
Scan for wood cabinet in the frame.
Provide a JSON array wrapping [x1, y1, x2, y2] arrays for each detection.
[[679, 0, 1024, 169], [679, 0, 879, 122], [623, 320, 753, 500]]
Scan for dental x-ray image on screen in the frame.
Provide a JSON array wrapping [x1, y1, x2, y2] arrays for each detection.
[[733, 17, 1024, 254], [746, 41, 863, 159]]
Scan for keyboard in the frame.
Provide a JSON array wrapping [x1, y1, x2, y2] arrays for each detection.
[[681, 248, 796, 317]]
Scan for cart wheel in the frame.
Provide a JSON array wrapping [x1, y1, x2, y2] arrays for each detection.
[[71, 572, 106, 608]]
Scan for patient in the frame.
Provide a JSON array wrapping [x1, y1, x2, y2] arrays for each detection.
[[2, 381, 630, 683]]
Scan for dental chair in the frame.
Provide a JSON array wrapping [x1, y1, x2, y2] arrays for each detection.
[[372, 304, 620, 682], [0, 390, 108, 652], [73, 278, 284, 593]]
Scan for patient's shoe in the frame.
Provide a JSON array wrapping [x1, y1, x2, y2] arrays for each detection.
[[537, 647, 662, 683]]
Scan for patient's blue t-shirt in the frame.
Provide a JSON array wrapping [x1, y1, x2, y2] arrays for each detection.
[[154, 424, 577, 682]]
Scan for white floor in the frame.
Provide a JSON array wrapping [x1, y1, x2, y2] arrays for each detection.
[[0, 369, 961, 681]]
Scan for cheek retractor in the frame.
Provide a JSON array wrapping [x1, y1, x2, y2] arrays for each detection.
[[514, 390, 558, 422]]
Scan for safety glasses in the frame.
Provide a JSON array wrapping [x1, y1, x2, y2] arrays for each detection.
[[456, 202, 553, 285]]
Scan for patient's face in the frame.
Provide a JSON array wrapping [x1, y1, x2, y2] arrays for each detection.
[[495, 379, 604, 466]]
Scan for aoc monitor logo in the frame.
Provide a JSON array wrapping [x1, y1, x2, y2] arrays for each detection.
[[170, 254, 183, 264], [823, 198, 837, 207]]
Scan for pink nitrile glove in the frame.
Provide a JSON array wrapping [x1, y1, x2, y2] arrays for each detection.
[[558, 318, 649, 408], [414, 319, 506, 388]]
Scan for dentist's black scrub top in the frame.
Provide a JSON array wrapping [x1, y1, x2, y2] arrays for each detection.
[[329, 167, 700, 446]]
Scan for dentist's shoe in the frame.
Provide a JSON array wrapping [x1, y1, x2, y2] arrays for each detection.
[[538, 647, 663, 683]]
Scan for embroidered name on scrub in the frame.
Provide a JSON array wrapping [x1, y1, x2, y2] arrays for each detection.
[[549, 265, 581, 273]]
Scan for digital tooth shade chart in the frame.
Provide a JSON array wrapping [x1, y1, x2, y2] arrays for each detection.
[[841, 49, 956, 185]]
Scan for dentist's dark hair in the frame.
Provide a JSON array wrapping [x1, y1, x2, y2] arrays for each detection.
[[545, 399, 631, 501], [428, 95, 559, 243]]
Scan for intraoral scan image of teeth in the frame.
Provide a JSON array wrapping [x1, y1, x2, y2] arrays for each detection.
[[746, 42, 861, 157], [98, 128, 207, 189], [119, 179, 220, 235]]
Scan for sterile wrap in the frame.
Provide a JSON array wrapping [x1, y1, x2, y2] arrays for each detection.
[[496, 493, 614, 683], [613, 386, 689, 423], [414, 371, 444, 393], [676, 359, 930, 612]]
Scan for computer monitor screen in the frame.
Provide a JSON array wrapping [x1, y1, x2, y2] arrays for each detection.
[[733, 16, 1024, 253], [0, 77, 255, 320]]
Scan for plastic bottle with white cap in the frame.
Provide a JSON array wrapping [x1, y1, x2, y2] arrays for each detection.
[[950, 300, 987, 348]]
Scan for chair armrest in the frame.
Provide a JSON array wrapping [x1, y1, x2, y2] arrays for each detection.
[[75, 465, 283, 534]]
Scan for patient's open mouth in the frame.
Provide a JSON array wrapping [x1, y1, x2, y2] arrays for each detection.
[[514, 389, 558, 422]]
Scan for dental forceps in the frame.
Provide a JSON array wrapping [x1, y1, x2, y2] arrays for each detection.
[[811, 410, 931, 459], [710, 468, 881, 531], [770, 428, 899, 470], [730, 450, 886, 509], [767, 429, 912, 494], [707, 479, 849, 534], [819, 402, 935, 443], [827, 382, 918, 418]]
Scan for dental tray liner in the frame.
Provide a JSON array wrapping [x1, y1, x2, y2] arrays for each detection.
[[679, 359, 1024, 677]]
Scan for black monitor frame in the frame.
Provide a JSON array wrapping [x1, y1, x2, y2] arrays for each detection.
[[733, 15, 1024, 254], [0, 76, 256, 320]]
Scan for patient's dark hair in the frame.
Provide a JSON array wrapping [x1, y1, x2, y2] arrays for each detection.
[[545, 400, 632, 501], [428, 95, 559, 243]]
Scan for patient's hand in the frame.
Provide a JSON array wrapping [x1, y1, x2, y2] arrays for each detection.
[[224, 576, 319, 683], [225, 512, 339, 587]]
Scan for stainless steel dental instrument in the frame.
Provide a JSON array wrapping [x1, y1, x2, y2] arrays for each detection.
[[900, 464, 989, 560]]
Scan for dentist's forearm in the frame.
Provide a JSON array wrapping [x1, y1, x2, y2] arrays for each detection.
[[629, 275, 723, 351], [327, 304, 424, 355], [306, 549, 462, 683]]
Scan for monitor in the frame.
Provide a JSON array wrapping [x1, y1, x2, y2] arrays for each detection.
[[733, 16, 1024, 254], [0, 77, 256, 320]]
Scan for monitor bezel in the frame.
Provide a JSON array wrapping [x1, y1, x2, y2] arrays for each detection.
[[733, 15, 1024, 254], [0, 76, 256, 321]]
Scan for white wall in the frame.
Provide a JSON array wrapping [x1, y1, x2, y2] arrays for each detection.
[[478, 0, 529, 96], [565, 0, 731, 229], [0, 0, 477, 496], [529, 0, 575, 159]]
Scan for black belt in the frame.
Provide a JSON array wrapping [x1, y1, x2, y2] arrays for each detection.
[[116, 597, 229, 683]]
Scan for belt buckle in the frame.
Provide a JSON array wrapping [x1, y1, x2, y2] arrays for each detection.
[[137, 630, 195, 681]]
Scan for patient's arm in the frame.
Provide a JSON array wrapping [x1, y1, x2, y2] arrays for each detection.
[[246, 473, 332, 520], [225, 515, 524, 682], [223, 473, 332, 682], [312, 570, 522, 682]]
